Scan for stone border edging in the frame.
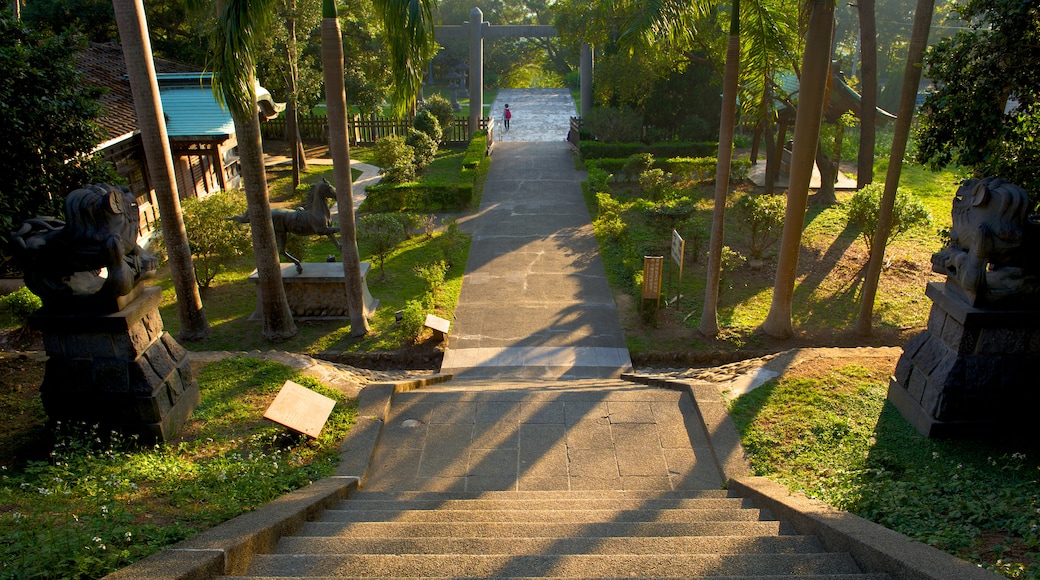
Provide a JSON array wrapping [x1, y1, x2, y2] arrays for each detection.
[[102, 373, 454, 580], [728, 476, 1002, 580]]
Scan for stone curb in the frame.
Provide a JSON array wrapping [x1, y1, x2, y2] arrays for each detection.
[[620, 374, 752, 481], [728, 476, 1002, 580], [620, 373, 999, 580], [102, 374, 453, 580]]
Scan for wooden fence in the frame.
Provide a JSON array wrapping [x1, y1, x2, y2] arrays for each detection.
[[262, 114, 486, 146]]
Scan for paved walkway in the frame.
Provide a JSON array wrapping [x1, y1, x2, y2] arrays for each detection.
[[263, 154, 381, 215], [490, 88, 577, 143], [440, 90, 630, 380]]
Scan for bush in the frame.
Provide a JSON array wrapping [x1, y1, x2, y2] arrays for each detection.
[[399, 298, 428, 344], [0, 286, 42, 327], [363, 182, 473, 212], [623, 153, 654, 181], [735, 193, 786, 259], [160, 190, 252, 289], [586, 167, 611, 194], [639, 168, 670, 201], [419, 95, 456, 142], [679, 115, 714, 142], [412, 109, 442, 143], [381, 161, 417, 185], [583, 107, 643, 142], [414, 260, 448, 294], [405, 128, 438, 169], [373, 135, 414, 170], [845, 183, 933, 254], [359, 213, 406, 279]]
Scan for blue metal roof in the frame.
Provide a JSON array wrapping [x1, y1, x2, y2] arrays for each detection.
[[156, 73, 281, 138]]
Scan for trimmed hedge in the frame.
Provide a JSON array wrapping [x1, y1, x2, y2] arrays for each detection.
[[585, 156, 752, 183], [579, 141, 717, 160], [364, 132, 488, 212]]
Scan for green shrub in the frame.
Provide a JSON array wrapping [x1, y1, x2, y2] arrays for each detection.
[[462, 134, 488, 169], [412, 110, 442, 143], [381, 161, 417, 185], [586, 167, 611, 194], [623, 153, 654, 181], [0, 286, 41, 327], [399, 298, 428, 344], [406, 128, 438, 169], [373, 135, 414, 169], [162, 190, 252, 289], [579, 141, 718, 160], [639, 169, 670, 201], [719, 245, 746, 281], [845, 183, 933, 254], [359, 213, 406, 278], [679, 115, 713, 142], [735, 193, 786, 259], [419, 95, 456, 142], [363, 182, 473, 212], [414, 260, 448, 294]]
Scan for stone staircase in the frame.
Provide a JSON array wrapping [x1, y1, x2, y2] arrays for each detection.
[[223, 489, 889, 579]]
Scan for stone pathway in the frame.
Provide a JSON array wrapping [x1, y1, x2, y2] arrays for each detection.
[[489, 88, 577, 143]]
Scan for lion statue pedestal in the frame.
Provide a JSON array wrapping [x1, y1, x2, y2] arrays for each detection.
[[9, 184, 198, 442], [890, 178, 1040, 438]]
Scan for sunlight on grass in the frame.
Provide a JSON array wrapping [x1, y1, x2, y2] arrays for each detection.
[[729, 361, 1040, 578]]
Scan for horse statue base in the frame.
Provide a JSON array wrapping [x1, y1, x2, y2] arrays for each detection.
[[248, 261, 379, 320]]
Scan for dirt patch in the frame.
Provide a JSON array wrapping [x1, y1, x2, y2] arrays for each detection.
[[0, 352, 49, 467]]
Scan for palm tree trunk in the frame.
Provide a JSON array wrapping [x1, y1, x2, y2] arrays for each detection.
[[235, 99, 298, 341], [700, 0, 740, 337], [322, 0, 370, 336], [854, 0, 934, 335], [112, 0, 209, 341], [762, 0, 835, 339], [856, 0, 877, 188]]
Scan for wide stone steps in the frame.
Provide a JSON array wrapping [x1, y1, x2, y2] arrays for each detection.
[[225, 491, 888, 579]]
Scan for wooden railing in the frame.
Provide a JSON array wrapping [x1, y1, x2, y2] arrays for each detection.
[[262, 114, 486, 146]]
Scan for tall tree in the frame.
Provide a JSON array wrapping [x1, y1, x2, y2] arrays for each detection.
[[915, 0, 1040, 202], [112, 0, 210, 340], [211, 0, 297, 341], [855, 0, 877, 188], [321, 0, 368, 336], [761, 0, 835, 339], [854, 0, 935, 334], [701, 1, 741, 337]]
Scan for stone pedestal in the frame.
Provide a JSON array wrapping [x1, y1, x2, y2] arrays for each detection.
[[249, 262, 379, 320], [30, 286, 199, 442], [889, 282, 1040, 438]]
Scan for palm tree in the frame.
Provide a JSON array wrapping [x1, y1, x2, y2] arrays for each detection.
[[856, 0, 877, 189], [211, 0, 297, 341], [761, 0, 836, 339], [372, 0, 436, 116], [112, 0, 210, 341], [321, 0, 368, 336], [854, 0, 935, 334]]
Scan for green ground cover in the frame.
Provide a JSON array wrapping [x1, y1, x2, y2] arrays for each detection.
[[729, 357, 1040, 578], [0, 357, 355, 579]]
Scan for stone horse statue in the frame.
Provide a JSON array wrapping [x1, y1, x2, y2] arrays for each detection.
[[230, 179, 340, 273], [7, 184, 158, 312]]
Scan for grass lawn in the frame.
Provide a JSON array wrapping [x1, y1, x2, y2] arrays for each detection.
[[729, 355, 1040, 578]]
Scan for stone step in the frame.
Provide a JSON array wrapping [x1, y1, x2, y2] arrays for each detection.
[[227, 575, 890, 580], [334, 497, 753, 511], [238, 552, 867, 577], [294, 520, 784, 538], [271, 534, 825, 556], [347, 490, 732, 501], [316, 507, 763, 524]]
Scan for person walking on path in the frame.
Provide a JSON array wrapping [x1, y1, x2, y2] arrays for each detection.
[[503, 103, 511, 131]]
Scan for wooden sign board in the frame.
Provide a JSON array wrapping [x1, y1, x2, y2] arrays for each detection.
[[263, 380, 336, 438], [642, 256, 664, 302]]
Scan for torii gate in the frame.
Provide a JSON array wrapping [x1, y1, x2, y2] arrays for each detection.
[[435, 7, 594, 135]]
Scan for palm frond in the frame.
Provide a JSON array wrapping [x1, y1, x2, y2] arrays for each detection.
[[372, 0, 436, 115], [211, 0, 279, 118]]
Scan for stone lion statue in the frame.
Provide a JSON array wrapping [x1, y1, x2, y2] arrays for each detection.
[[931, 177, 1040, 307], [8, 184, 158, 311]]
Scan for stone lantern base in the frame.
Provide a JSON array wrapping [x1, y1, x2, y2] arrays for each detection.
[[30, 286, 199, 442], [889, 282, 1040, 438]]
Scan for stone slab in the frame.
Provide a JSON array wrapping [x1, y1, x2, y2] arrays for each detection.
[[264, 380, 337, 438]]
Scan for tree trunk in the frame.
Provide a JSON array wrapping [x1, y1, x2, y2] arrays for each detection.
[[284, 5, 307, 188], [699, 0, 740, 337], [855, 0, 934, 335], [287, 100, 302, 189], [812, 142, 838, 206], [236, 105, 297, 341], [322, 1, 369, 336], [113, 0, 210, 341], [856, 0, 878, 188], [762, 0, 835, 339]]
